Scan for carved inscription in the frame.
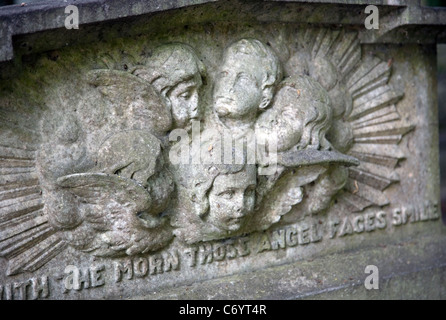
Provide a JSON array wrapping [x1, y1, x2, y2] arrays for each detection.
[[63, 264, 106, 292], [114, 250, 180, 282], [391, 202, 440, 226], [0, 276, 49, 300], [328, 211, 387, 238], [0, 200, 438, 298], [183, 238, 251, 267]]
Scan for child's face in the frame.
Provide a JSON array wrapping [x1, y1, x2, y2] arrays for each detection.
[[207, 166, 256, 232], [168, 72, 203, 129], [214, 52, 265, 121]]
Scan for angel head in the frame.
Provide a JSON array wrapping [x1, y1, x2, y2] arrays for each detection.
[[255, 75, 333, 153], [214, 38, 282, 124], [189, 163, 257, 233], [133, 43, 206, 130]]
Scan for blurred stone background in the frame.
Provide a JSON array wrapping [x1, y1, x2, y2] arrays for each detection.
[[424, 0, 446, 224], [0, 0, 445, 223], [438, 44, 446, 224]]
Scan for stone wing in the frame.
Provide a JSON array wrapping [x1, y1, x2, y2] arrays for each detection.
[[56, 172, 152, 208], [86, 69, 172, 135], [252, 165, 327, 231]]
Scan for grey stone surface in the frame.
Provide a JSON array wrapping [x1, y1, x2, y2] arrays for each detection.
[[1, 0, 446, 64], [0, 0, 445, 300]]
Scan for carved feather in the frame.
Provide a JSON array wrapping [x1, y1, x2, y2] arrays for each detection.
[[86, 69, 172, 135], [56, 173, 152, 208]]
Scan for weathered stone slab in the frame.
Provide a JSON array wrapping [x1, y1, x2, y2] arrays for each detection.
[[0, 0, 445, 300]]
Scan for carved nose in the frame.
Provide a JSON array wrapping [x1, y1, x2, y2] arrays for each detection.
[[190, 103, 199, 117], [217, 79, 234, 95], [235, 209, 247, 218], [233, 197, 245, 216], [228, 85, 234, 93]]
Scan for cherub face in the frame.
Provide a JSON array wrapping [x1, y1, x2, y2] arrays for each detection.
[[207, 166, 256, 232], [168, 73, 203, 129], [214, 54, 264, 120], [255, 85, 305, 152]]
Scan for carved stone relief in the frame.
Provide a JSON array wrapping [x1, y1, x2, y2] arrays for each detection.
[[0, 26, 415, 278]]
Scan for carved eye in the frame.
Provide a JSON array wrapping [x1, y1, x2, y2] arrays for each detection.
[[281, 109, 294, 118], [178, 90, 192, 99], [218, 190, 234, 199], [236, 73, 252, 84]]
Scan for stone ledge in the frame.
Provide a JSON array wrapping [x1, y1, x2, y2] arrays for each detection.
[[1, 0, 446, 63], [129, 232, 446, 300]]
